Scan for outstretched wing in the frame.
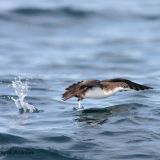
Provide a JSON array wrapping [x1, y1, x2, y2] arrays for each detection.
[[62, 80, 100, 101], [101, 78, 152, 92]]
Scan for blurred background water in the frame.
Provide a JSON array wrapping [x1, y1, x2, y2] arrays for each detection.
[[0, 0, 160, 160]]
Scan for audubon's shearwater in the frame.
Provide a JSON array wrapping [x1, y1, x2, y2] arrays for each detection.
[[62, 78, 152, 109]]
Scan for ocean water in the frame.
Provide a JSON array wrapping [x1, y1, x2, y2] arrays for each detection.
[[0, 0, 160, 159]]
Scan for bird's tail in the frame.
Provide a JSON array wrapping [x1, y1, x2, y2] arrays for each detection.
[[62, 90, 75, 101], [62, 81, 82, 101]]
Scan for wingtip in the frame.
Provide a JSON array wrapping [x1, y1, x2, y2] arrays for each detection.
[[62, 93, 70, 101], [61, 95, 66, 101], [141, 85, 153, 90], [148, 86, 153, 90]]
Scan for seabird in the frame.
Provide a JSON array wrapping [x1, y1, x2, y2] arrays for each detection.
[[62, 78, 152, 109]]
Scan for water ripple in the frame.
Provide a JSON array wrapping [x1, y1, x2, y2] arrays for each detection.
[[41, 135, 72, 143], [10, 7, 94, 18], [1, 5, 160, 23], [0, 146, 83, 160], [0, 133, 29, 144]]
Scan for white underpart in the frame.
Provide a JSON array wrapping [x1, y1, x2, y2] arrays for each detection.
[[84, 87, 126, 99]]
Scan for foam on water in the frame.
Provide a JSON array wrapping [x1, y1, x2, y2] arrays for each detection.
[[11, 77, 38, 113]]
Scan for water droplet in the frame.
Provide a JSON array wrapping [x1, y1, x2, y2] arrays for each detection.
[[11, 77, 38, 113]]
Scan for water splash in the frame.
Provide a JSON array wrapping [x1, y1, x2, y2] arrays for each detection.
[[11, 77, 38, 113]]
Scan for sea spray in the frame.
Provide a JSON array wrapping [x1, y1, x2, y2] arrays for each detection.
[[11, 77, 38, 113]]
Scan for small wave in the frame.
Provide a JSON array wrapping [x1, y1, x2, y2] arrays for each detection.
[[135, 13, 160, 21], [10, 7, 93, 18], [100, 130, 133, 137], [0, 95, 14, 105], [117, 153, 154, 159], [0, 133, 29, 144], [0, 75, 15, 85], [75, 103, 148, 125], [0, 146, 82, 160], [1, 6, 160, 23], [41, 135, 72, 143]]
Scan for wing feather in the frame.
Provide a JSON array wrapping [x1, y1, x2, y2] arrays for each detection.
[[62, 80, 100, 100], [101, 78, 153, 91]]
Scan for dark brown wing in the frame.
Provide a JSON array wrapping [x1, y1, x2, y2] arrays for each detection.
[[62, 80, 100, 101], [101, 78, 153, 91]]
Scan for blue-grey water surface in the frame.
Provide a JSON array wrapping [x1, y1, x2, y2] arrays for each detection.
[[0, 0, 160, 160]]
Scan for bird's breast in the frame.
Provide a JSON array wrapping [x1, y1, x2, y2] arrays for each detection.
[[84, 87, 111, 99], [84, 87, 124, 99]]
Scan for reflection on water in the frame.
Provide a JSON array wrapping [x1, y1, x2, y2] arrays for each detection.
[[75, 103, 137, 125]]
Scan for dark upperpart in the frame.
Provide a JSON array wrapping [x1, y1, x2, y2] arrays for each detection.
[[62, 78, 153, 101]]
